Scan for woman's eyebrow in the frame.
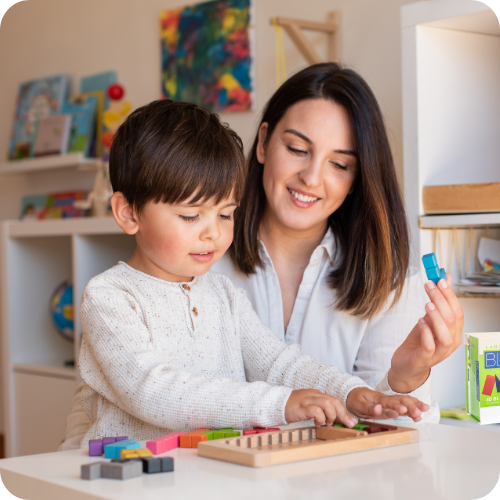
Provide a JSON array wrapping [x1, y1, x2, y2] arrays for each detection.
[[284, 129, 312, 144], [284, 129, 358, 158]]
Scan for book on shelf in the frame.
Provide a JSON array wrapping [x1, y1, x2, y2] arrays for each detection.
[[32, 114, 72, 157], [19, 191, 90, 220], [62, 94, 98, 157], [8, 75, 70, 160]]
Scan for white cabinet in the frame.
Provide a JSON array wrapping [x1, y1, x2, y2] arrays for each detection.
[[1, 217, 136, 456], [401, 1, 500, 409]]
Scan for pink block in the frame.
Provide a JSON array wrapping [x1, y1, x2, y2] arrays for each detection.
[[243, 430, 257, 435], [256, 428, 280, 434], [146, 432, 185, 455]]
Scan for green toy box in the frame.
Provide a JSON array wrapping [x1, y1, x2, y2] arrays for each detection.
[[466, 332, 500, 424]]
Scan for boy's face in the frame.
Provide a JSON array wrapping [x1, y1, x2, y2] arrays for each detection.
[[126, 196, 238, 282]]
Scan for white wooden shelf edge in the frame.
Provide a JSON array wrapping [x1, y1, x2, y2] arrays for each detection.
[[401, 0, 492, 30], [6, 217, 122, 237], [13, 362, 77, 380], [0, 152, 101, 175], [420, 212, 500, 229]]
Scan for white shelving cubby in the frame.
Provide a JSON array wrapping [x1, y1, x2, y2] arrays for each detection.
[[0, 218, 136, 457], [402, 0, 500, 414]]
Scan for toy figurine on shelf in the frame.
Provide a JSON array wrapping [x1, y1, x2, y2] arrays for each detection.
[[73, 160, 113, 217], [102, 83, 132, 161]]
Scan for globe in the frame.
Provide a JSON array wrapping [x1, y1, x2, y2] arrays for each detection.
[[50, 282, 74, 342]]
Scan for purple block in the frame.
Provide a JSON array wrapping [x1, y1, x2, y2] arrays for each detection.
[[102, 437, 116, 446], [115, 436, 128, 442], [89, 439, 103, 456]]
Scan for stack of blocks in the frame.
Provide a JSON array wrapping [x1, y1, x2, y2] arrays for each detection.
[[83, 427, 277, 480], [422, 252, 447, 284], [178, 428, 241, 448]]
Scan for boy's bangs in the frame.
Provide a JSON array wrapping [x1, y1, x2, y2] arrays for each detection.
[[150, 141, 246, 207]]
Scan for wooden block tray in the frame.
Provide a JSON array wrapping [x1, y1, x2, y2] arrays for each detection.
[[198, 422, 418, 468]]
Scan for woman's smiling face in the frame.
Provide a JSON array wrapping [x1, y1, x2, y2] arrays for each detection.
[[257, 98, 358, 234]]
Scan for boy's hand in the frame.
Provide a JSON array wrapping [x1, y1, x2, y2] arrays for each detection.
[[285, 389, 359, 428], [346, 387, 430, 422]]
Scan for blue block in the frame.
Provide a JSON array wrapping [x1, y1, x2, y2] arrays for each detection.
[[422, 253, 438, 270], [422, 253, 447, 284], [104, 440, 140, 459], [425, 266, 440, 281]]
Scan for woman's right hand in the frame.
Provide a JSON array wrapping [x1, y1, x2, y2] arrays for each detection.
[[284, 389, 358, 427]]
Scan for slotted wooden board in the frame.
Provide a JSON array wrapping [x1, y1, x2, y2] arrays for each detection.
[[197, 424, 418, 468]]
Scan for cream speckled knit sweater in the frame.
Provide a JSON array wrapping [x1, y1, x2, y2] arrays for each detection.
[[78, 262, 369, 447]]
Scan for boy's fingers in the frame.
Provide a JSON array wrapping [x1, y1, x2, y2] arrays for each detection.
[[327, 397, 357, 427]]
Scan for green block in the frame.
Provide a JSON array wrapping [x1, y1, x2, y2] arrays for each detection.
[[353, 424, 369, 431], [218, 428, 233, 432], [225, 431, 240, 438], [213, 432, 225, 440], [333, 424, 345, 428]]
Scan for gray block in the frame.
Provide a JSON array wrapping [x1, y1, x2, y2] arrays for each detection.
[[81, 461, 105, 480], [102, 460, 142, 480]]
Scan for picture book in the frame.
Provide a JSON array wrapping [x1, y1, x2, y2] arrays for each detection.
[[62, 94, 98, 157], [80, 71, 116, 110], [33, 114, 72, 157], [82, 90, 104, 158], [19, 194, 47, 220], [8, 75, 70, 160], [37, 191, 90, 219]]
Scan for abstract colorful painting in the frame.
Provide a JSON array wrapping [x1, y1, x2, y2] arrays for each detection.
[[160, 0, 253, 112]]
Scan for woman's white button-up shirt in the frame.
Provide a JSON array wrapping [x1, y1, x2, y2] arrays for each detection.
[[211, 229, 439, 423]]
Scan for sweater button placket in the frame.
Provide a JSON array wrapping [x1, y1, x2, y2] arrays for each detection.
[[180, 283, 197, 331]]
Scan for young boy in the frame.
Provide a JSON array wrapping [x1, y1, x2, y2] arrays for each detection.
[[78, 99, 428, 446]]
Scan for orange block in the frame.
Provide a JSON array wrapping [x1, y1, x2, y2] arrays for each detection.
[[179, 429, 210, 448], [191, 434, 208, 447]]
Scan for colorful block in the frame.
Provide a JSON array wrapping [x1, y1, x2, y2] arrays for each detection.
[[146, 432, 185, 455], [89, 439, 103, 457], [81, 462, 106, 480], [422, 252, 447, 285], [496, 375, 500, 393], [483, 375, 496, 396], [101, 460, 143, 480], [102, 437, 116, 446], [243, 430, 257, 435], [179, 429, 210, 448], [255, 428, 279, 434], [121, 448, 153, 459], [104, 440, 140, 459]]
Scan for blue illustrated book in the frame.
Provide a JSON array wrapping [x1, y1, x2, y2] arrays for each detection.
[[62, 94, 98, 157], [8, 75, 70, 160]]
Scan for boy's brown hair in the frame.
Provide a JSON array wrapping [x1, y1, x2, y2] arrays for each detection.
[[109, 99, 246, 215]]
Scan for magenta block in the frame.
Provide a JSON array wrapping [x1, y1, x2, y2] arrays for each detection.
[[88, 439, 103, 456], [146, 432, 185, 455]]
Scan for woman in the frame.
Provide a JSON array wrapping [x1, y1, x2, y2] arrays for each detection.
[[211, 63, 463, 422]]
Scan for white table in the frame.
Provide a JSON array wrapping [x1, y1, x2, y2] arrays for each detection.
[[0, 422, 498, 500]]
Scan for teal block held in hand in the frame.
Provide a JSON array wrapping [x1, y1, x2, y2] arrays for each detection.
[[422, 253, 447, 284]]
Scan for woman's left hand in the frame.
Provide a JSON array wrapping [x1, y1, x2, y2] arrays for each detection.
[[388, 273, 464, 394]]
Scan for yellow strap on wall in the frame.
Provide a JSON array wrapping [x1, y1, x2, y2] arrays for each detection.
[[272, 17, 287, 88]]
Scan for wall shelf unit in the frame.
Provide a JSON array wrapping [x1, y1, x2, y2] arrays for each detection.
[[0, 153, 100, 175], [0, 218, 136, 457], [401, 0, 500, 411], [420, 213, 500, 229]]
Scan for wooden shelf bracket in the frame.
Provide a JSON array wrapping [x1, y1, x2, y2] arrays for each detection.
[[271, 12, 340, 65]]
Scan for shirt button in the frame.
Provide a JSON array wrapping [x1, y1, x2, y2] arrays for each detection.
[[305, 284, 313, 291], [182, 284, 191, 291], [192, 307, 198, 316]]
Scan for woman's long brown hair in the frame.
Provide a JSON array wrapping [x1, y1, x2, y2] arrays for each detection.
[[229, 63, 409, 319]]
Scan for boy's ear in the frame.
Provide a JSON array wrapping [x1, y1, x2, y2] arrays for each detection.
[[256, 122, 268, 164], [111, 192, 139, 235]]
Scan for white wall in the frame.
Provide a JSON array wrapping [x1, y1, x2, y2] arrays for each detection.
[[0, 0, 421, 434]]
